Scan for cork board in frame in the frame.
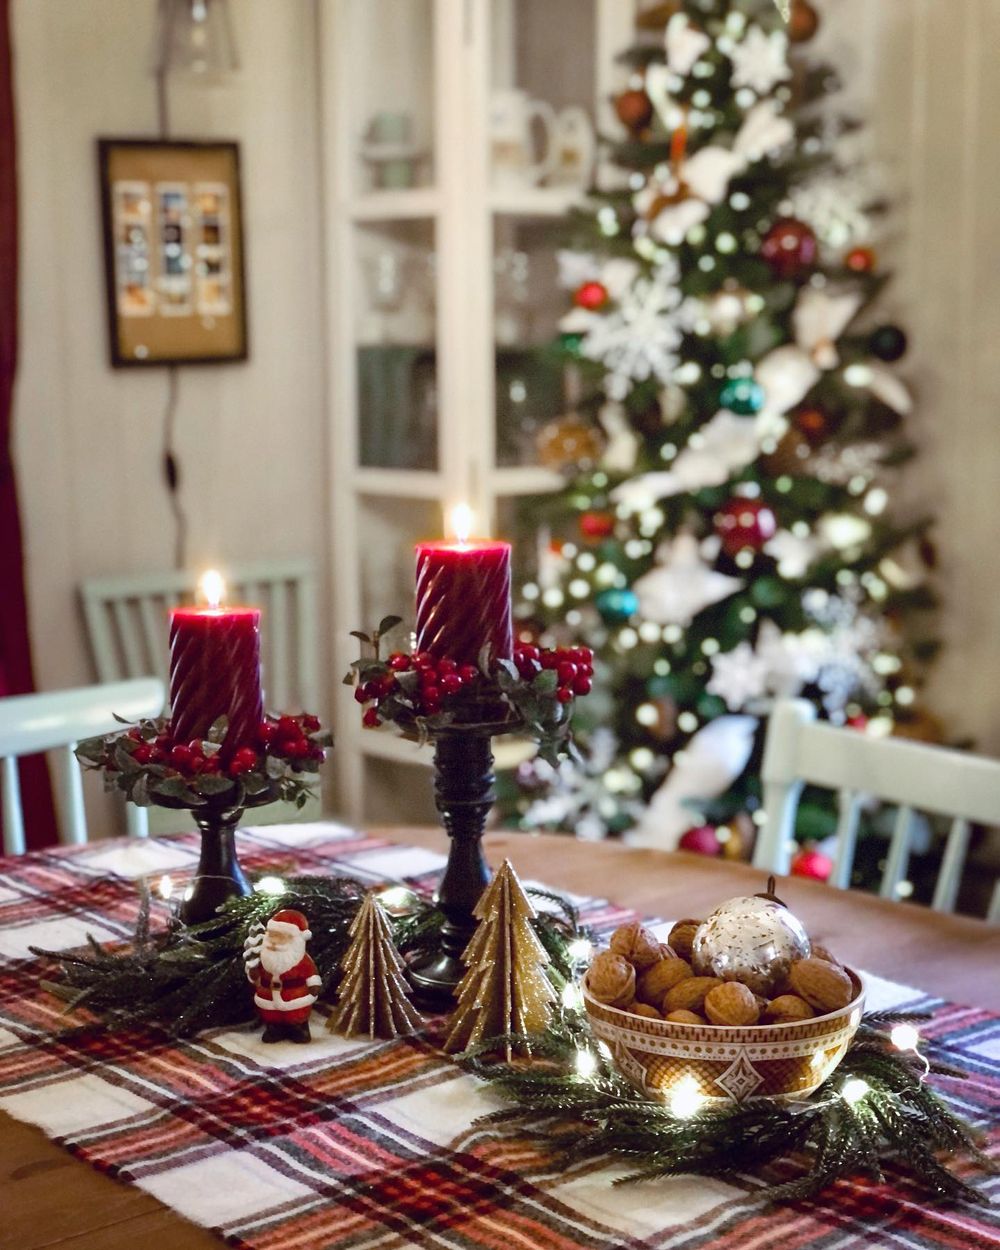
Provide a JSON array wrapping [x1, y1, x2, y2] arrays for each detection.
[[98, 138, 249, 367]]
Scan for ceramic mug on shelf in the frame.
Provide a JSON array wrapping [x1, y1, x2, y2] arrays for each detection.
[[550, 107, 595, 189], [489, 89, 557, 188]]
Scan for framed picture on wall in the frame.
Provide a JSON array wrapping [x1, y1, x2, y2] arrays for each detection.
[[97, 138, 249, 367]]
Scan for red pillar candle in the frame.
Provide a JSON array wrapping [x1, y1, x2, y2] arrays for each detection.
[[169, 572, 264, 757], [415, 506, 513, 667]]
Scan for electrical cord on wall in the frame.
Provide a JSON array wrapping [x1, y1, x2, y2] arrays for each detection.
[[155, 45, 188, 570]]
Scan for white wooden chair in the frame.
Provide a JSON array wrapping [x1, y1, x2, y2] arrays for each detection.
[[79, 559, 321, 828], [754, 699, 1000, 921], [0, 678, 165, 856]]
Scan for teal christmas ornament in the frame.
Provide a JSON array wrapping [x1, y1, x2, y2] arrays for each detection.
[[719, 378, 765, 416], [595, 588, 639, 624], [559, 332, 584, 358]]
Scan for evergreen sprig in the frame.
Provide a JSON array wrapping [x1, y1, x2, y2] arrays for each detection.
[[458, 1015, 994, 1206], [34, 876, 589, 1038]]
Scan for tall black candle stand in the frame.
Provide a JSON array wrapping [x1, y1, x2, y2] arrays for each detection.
[[408, 716, 522, 1005], [156, 783, 281, 926]]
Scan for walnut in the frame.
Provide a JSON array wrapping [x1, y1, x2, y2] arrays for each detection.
[[663, 976, 722, 1015], [789, 958, 854, 1013], [587, 952, 635, 1008], [666, 919, 702, 961], [810, 943, 840, 967], [762, 994, 815, 1023], [628, 1001, 662, 1020], [636, 956, 692, 1007], [609, 921, 662, 970], [704, 981, 760, 1026], [664, 1009, 705, 1025]]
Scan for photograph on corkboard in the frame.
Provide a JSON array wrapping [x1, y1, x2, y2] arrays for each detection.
[[98, 138, 248, 367]]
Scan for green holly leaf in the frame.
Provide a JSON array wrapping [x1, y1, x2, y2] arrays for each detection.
[[197, 773, 237, 796], [151, 776, 189, 799], [377, 615, 403, 637], [207, 716, 229, 745], [533, 669, 558, 694]]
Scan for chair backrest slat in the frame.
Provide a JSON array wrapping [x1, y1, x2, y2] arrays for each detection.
[[56, 744, 88, 847], [830, 789, 862, 890], [757, 699, 1000, 918], [880, 804, 914, 901], [137, 597, 169, 688], [932, 818, 971, 914], [1, 756, 25, 856], [0, 679, 164, 852], [268, 579, 290, 710], [111, 600, 145, 679]]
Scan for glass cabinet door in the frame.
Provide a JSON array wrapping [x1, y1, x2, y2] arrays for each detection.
[[354, 219, 438, 472]]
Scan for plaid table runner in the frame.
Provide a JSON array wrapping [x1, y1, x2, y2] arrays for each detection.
[[1, 822, 998, 1249]]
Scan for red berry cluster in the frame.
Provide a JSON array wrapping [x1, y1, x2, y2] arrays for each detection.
[[513, 643, 594, 704], [356, 652, 480, 727], [123, 714, 324, 779]]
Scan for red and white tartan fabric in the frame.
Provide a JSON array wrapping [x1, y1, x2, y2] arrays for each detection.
[[0, 823, 998, 1249]]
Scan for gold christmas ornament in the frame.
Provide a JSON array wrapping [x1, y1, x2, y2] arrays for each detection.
[[444, 859, 557, 1060], [327, 891, 422, 1039], [535, 414, 605, 471]]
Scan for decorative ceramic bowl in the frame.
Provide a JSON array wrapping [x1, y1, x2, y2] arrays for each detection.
[[582, 968, 865, 1105]]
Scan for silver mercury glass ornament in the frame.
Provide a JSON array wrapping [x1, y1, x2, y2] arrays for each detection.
[[691, 876, 811, 996]]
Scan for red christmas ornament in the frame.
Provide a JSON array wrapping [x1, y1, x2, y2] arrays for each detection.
[[845, 245, 877, 274], [615, 87, 654, 135], [790, 846, 833, 882], [579, 510, 615, 540], [760, 218, 818, 280], [679, 825, 723, 857], [574, 280, 609, 312], [714, 498, 778, 556], [793, 406, 832, 445], [788, 0, 820, 42]]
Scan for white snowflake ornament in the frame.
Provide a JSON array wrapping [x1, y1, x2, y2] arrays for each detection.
[[707, 642, 772, 710], [729, 26, 792, 96], [633, 534, 744, 627], [665, 13, 712, 78], [765, 528, 822, 578]]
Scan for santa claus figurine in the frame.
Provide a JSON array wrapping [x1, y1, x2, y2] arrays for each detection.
[[245, 909, 322, 1043]]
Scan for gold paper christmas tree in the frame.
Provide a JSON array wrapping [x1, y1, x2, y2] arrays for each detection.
[[444, 859, 556, 1059], [327, 890, 422, 1039]]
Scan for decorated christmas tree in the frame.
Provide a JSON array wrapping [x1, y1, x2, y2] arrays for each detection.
[[511, 0, 938, 874], [327, 891, 422, 1039], [444, 859, 556, 1059]]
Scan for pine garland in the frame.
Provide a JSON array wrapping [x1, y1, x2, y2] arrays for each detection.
[[457, 1010, 995, 1206], [34, 874, 588, 1038]]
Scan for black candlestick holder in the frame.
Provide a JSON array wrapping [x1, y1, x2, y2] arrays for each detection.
[[407, 714, 523, 1005], [155, 783, 282, 925]]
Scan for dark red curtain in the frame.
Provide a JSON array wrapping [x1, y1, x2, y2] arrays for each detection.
[[0, 0, 58, 850]]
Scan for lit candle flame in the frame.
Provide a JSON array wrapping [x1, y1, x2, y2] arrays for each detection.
[[449, 503, 473, 546], [199, 569, 225, 609]]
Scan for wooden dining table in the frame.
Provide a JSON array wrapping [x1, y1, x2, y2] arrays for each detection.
[[2, 825, 998, 1250]]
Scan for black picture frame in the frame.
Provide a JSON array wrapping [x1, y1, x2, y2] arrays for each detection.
[[98, 138, 249, 368]]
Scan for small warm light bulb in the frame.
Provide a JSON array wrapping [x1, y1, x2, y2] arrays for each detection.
[[450, 503, 473, 546], [568, 938, 593, 962], [841, 1077, 870, 1105], [669, 1075, 705, 1119], [199, 569, 225, 609], [157, 874, 173, 900], [575, 1049, 598, 1078], [561, 983, 584, 1010], [378, 885, 419, 915], [254, 876, 286, 896], [890, 1023, 920, 1052]]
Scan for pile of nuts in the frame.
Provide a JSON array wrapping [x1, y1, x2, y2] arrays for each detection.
[[586, 919, 855, 1026]]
